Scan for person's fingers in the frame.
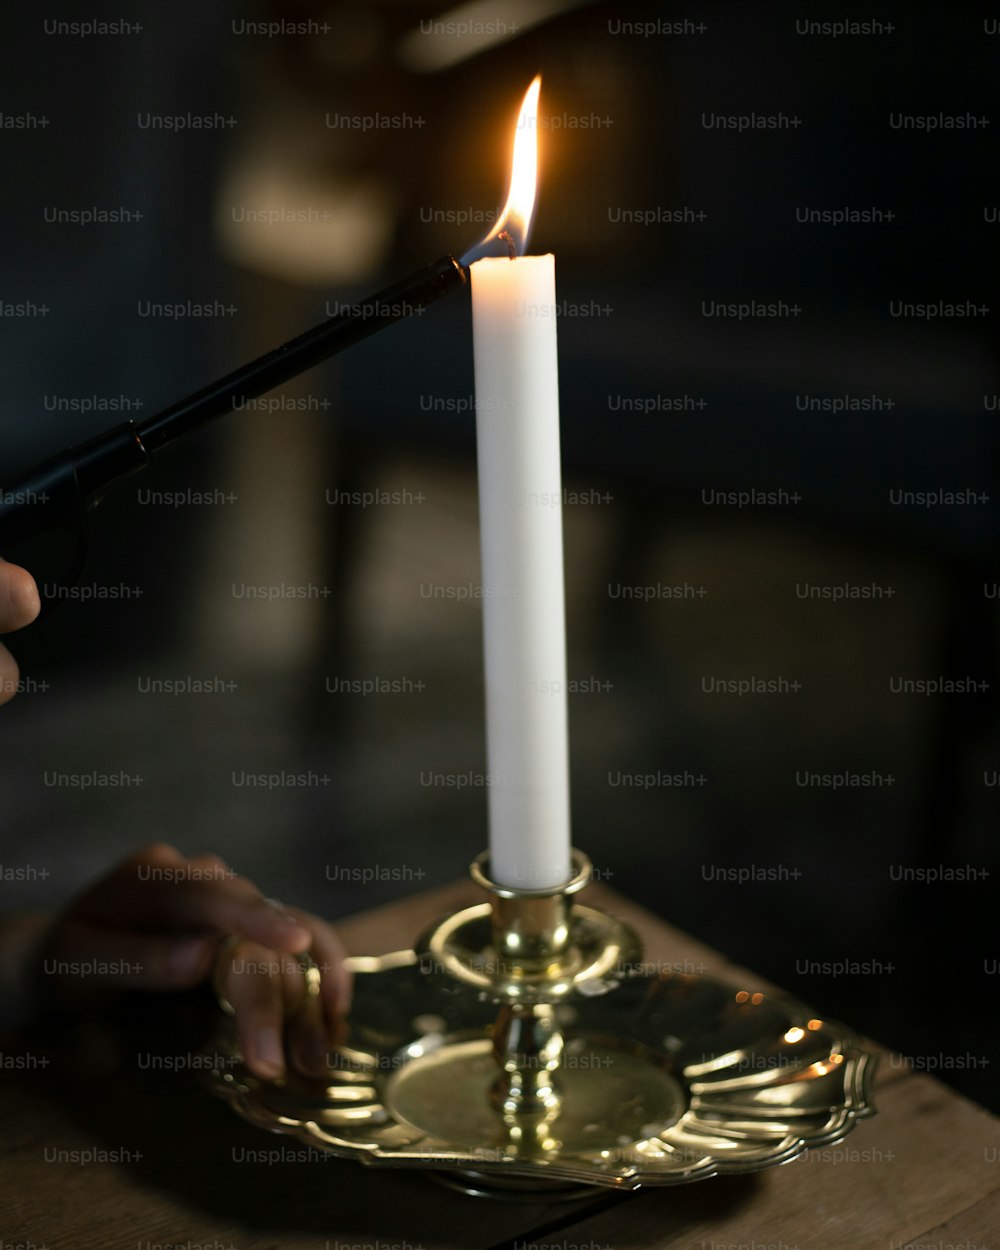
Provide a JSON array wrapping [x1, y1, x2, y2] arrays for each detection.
[[285, 985, 331, 1078], [65, 842, 185, 919], [40, 918, 218, 1001], [157, 880, 312, 951], [0, 558, 38, 704], [129, 842, 187, 868], [185, 852, 246, 883], [0, 559, 40, 633], [273, 909, 352, 1077], [218, 938, 333, 1080], [222, 939, 293, 1080], [71, 844, 313, 952], [0, 641, 21, 706], [285, 908, 353, 1023], [49, 842, 345, 1080], [182, 852, 262, 899]]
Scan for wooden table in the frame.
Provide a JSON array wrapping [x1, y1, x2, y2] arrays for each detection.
[[2, 881, 998, 1248]]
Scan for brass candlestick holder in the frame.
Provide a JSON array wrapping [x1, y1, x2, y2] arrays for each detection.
[[205, 849, 876, 1198]]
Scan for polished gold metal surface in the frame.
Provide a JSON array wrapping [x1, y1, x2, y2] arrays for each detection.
[[205, 950, 876, 1190], [205, 849, 877, 1194], [469, 849, 590, 976], [446, 851, 646, 1123], [415, 851, 643, 1003]]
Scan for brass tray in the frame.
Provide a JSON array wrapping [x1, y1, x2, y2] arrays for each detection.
[[204, 945, 877, 1194]]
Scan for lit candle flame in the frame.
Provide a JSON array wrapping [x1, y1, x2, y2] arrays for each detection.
[[462, 75, 541, 265]]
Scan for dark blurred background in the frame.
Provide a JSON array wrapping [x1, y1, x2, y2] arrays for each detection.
[[1, 1, 997, 1109]]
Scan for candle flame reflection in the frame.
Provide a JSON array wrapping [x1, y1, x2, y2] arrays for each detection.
[[461, 75, 541, 265]]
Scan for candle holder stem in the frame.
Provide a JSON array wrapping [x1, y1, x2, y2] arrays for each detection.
[[491, 1001, 563, 1118]]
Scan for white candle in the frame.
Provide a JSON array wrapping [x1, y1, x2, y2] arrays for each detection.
[[470, 253, 571, 890]]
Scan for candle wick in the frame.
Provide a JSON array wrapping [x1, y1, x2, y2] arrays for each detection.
[[498, 231, 516, 261]]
